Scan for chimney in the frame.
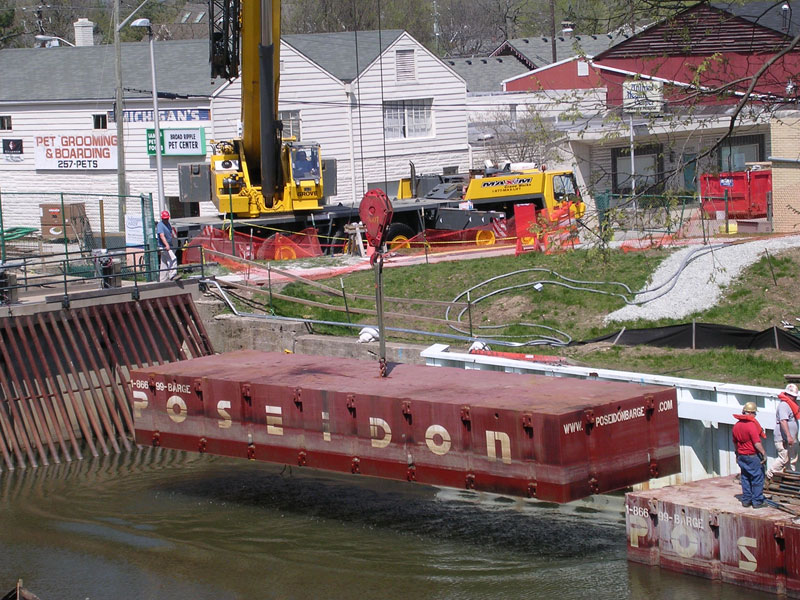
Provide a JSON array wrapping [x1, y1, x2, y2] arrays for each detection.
[[73, 18, 94, 46], [561, 20, 574, 37]]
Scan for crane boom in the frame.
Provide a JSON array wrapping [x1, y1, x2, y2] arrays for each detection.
[[206, 0, 324, 217]]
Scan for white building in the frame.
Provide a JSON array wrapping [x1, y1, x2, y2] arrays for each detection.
[[0, 29, 470, 232]]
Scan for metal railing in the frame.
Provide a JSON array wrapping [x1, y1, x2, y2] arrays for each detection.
[[593, 192, 713, 241], [0, 190, 155, 264], [0, 244, 204, 308]]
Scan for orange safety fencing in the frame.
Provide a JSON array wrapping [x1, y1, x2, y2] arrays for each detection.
[[514, 203, 579, 256], [183, 225, 323, 268], [388, 218, 516, 255]]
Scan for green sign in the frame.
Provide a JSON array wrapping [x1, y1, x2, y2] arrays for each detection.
[[147, 128, 207, 156]]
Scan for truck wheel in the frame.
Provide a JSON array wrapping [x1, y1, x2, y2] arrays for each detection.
[[475, 229, 496, 246], [385, 223, 415, 250]]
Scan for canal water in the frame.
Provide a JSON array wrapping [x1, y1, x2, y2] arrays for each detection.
[[0, 449, 772, 600]]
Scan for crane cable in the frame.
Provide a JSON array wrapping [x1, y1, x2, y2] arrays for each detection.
[[352, 1, 368, 199]]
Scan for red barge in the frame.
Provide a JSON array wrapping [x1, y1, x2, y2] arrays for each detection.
[[131, 350, 680, 503], [627, 475, 800, 597]]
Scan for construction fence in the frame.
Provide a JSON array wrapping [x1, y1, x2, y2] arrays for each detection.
[[1, 189, 749, 293], [0, 191, 157, 259], [593, 191, 745, 251], [0, 191, 163, 294]]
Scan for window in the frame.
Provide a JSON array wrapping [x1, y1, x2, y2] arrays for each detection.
[[194, 11, 205, 23], [612, 144, 663, 194], [93, 114, 108, 129], [0, 116, 11, 130], [719, 134, 764, 171], [279, 110, 301, 141], [180, 12, 191, 23], [396, 49, 416, 82], [509, 104, 517, 129], [383, 99, 432, 140], [553, 174, 579, 201]]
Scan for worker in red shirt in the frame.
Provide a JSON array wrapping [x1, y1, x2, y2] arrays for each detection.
[[732, 402, 767, 508]]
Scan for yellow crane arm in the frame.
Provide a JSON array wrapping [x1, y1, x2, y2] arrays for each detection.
[[240, 0, 281, 176]]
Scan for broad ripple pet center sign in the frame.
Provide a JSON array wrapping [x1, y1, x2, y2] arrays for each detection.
[[147, 128, 207, 156]]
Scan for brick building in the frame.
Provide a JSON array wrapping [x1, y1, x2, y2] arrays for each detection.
[[769, 112, 800, 233]]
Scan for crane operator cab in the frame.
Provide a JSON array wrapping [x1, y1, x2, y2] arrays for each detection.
[[283, 141, 324, 210], [289, 144, 320, 182]]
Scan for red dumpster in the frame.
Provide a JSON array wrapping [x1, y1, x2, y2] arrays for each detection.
[[700, 169, 770, 219]]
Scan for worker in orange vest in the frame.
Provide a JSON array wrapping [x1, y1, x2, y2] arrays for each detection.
[[732, 401, 767, 509]]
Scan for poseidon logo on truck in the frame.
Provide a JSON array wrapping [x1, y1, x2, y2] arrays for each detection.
[[481, 178, 532, 188]]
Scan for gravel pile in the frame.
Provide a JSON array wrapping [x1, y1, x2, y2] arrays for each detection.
[[605, 235, 800, 323]]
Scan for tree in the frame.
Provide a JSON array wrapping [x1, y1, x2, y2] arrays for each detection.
[[282, 0, 434, 48], [0, 0, 20, 48], [482, 105, 565, 166]]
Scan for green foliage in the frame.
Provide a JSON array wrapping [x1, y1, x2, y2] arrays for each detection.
[[580, 346, 795, 388], [0, 0, 19, 47]]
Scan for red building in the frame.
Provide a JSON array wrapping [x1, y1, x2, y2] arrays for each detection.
[[503, 2, 800, 203]]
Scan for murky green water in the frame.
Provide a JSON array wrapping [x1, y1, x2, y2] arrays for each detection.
[[0, 449, 771, 600]]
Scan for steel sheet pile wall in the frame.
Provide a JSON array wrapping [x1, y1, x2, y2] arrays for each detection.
[[0, 294, 214, 470], [627, 476, 800, 597], [132, 350, 680, 503]]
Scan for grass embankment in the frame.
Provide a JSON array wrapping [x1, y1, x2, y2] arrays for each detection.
[[243, 246, 800, 387]]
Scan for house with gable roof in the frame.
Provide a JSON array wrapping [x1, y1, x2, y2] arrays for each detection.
[[214, 29, 469, 206], [437, 29, 631, 169], [0, 29, 469, 230]]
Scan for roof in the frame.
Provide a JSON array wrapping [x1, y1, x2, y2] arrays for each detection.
[[283, 30, 405, 83], [712, 0, 800, 37], [0, 39, 221, 103], [491, 32, 631, 69], [0, 29, 421, 103], [444, 56, 528, 93], [594, 2, 800, 61]]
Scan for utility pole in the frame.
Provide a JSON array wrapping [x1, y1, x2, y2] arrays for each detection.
[[549, 0, 557, 64], [432, 0, 440, 55], [114, 0, 128, 231]]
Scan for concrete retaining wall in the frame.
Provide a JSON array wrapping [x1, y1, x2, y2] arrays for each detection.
[[195, 295, 429, 365]]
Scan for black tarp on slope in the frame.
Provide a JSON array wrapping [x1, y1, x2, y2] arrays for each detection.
[[580, 323, 800, 352]]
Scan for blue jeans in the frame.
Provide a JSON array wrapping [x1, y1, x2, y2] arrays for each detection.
[[737, 454, 765, 506]]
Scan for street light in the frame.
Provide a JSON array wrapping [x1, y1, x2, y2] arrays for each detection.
[[130, 18, 165, 214], [114, 0, 156, 231], [34, 34, 75, 47]]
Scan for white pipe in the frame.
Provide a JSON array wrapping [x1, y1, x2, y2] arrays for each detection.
[[346, 84, 357, 205]]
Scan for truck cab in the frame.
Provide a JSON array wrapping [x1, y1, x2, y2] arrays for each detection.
[[463, 166, 585, 219]]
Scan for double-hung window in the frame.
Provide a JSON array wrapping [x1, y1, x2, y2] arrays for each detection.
[[383, 99, 432, 140], [279, 110, 301, 141]]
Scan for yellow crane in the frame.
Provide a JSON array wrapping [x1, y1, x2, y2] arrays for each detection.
[[208, 0, 324, 217]]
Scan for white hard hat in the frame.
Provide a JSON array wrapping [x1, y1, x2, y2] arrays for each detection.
[[785, 383, 799, 397]]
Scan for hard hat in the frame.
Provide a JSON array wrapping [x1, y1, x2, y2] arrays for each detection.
[[161, 210, 170, 220], [785, 383, 799, 397], [743, 401, 758, 414]]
